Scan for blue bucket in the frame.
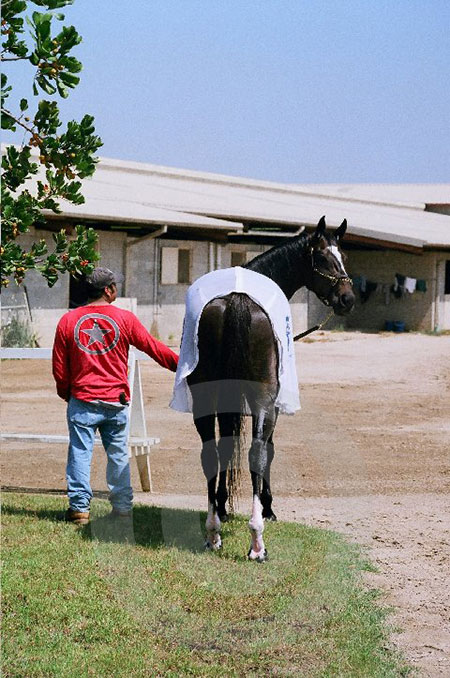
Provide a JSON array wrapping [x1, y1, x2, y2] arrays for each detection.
[[393, 321, 405, 333]]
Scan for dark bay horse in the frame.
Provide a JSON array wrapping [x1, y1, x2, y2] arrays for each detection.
[[186, 216, 355, 561]]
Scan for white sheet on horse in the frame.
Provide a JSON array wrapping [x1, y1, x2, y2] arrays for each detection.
[[169, 267, 300, 415]]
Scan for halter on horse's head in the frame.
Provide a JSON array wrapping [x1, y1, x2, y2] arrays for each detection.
[[306, 216, 355, 316]]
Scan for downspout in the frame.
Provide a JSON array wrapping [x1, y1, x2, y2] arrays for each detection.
[[432, 255, 444, 332], [431, 254, 437, 331]]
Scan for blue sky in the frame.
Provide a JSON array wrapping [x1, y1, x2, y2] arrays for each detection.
[[3, 0, 450, 182]]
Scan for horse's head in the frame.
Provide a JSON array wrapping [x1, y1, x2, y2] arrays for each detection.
[[307, 216, 355, 315]]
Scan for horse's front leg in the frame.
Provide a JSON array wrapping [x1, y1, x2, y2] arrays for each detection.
[[248, 468, 267, 562], [261, 429, 277, 521]]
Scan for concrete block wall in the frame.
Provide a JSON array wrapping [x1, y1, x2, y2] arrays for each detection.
[[345, 250, 435, 332]]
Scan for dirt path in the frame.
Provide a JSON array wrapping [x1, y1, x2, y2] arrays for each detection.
[[2, 332, 450, 676]]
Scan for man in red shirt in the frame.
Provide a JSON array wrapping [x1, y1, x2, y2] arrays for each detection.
[[52, 267, 178, 525]]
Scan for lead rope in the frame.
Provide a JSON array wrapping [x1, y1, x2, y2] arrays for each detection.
[[293, 309, 335, 341]]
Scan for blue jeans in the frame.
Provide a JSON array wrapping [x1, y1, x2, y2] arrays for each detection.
[[66, 397, 133, 513]]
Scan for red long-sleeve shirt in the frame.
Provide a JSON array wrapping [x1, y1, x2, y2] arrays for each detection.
[[52, 304, 178, 402]]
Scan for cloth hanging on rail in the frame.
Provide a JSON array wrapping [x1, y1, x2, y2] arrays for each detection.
[[352, 272, 427, 301], [404, 277, 417, 294], [416, 279, 427, 292]]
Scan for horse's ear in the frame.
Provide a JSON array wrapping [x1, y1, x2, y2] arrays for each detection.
[[311, 216, 326, 246], [334, 219, 347, 241]]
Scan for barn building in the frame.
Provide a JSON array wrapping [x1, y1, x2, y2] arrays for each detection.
[[3, 156, 450, 346]]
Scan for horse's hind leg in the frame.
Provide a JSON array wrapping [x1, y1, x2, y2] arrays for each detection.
[[248, 405, 277, 562], [216, 412, 239, 521], [193, 410, 222, 551]]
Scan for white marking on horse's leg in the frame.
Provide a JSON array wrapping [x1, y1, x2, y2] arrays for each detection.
[[205, 502, 222, 551], [248, 494, 266, 560]]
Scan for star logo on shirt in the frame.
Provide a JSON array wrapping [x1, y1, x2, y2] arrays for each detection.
[[74, 313, 120, 355], [81, 319, 113, 347]]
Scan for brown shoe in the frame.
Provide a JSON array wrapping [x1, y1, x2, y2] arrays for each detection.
[[65, 508, 90, 525]]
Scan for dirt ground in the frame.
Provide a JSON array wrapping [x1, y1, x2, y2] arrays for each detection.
[[2, 332, 450, 677]]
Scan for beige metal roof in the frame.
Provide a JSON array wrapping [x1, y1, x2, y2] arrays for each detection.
[[291, 184, 450, 209], [71, 157, 450, 249], [3, 145, 450, 249]]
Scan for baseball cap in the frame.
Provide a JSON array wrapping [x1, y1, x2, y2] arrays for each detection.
[[85, 267, 124, 290]]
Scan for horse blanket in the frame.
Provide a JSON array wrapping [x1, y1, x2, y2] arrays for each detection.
[[169, 267, 300, 415]]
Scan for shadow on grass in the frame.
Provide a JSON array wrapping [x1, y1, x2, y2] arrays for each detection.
[[1, 485, 109, 499], [1, 504, 65, 523], [84, 504, 209, 554], [2, 499, 209, 554]]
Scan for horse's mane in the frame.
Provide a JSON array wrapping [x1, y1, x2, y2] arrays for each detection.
[[244, 231, 311, 285]]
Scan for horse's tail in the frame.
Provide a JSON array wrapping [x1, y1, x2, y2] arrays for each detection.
[[219, 293, 252, 512]]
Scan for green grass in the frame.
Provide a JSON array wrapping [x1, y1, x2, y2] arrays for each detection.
[[2, 493, 411, 678]]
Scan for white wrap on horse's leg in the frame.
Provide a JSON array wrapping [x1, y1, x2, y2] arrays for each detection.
[[248, 495, 266, 561], [205, 502, 222, 550]]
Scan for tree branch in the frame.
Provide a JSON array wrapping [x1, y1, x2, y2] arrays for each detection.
[[1, 56, 29, 62], [1, 107, 35, 135]]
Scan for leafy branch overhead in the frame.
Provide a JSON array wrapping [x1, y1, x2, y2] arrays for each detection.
[[1, 0, 102, 287]]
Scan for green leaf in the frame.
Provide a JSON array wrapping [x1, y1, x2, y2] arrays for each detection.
[[56, 81, 69, 98], [37, 17, 52, 42], [59, 71, 80, 87], [59, 55, 82, 73], [1, 115, 16, 132], [20, 98, 28, 111], [37, 76, 57, 95]]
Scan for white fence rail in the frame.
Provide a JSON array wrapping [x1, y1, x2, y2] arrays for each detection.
[[1, 348, 158, 492]]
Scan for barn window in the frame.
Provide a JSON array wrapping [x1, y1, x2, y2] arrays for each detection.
[[160, 247, 191, 284], [445, 260, 450, 295], [178, 249, 191, 283]]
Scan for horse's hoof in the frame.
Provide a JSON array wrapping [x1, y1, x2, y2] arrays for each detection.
[[205, 539, 222, 552], [263, 512, 277, 522], [247, 548, 268, 563]]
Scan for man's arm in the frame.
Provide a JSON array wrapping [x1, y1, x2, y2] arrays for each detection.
[[52, 319, 71, 401], [129, 315, 178, 372]]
